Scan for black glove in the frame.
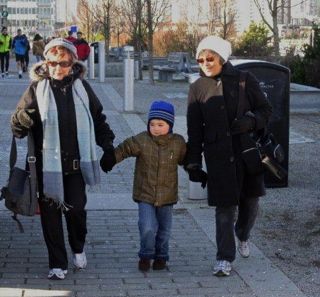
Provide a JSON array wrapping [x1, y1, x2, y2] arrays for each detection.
[[100, 148, 116, 173], [12, 109, 36, 129], [230, 116, 255, 135], [188, 169, 207, 188]]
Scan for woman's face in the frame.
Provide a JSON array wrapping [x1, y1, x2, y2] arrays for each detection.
[[197, 50, 223, 77], [46, 49, 73, 80]]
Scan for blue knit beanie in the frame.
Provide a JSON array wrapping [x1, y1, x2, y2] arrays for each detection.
[[148, 100, 175, 132]]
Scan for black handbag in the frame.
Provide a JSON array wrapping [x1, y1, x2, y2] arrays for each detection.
[[0, 132, 38, 232], [238, 72, 287, 180]]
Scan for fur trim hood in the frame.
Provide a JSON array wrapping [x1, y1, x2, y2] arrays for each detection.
[[29, 61, 86, 82]]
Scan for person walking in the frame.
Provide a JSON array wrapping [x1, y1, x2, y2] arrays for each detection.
[[10, 38, 116, 280], [11, 29, 28, 78], [101, 100, 186, 272], [185, 36, 272, 277], [32, 33, 45, 62], [23, 34, 30, 72], [65, 30, 76, 44], [74, 32, 90, 62], [0, 26, 12, 78]]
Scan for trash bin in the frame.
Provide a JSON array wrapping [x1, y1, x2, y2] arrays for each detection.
[[232, 59, 290, 188]]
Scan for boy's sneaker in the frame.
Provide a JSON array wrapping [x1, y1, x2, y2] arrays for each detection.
[[238, 240, 250, 258], [48, 268, 68, 280], [152, 259, 167, 270], [1, 73, 4, 78], [138, 258, 151, 271], [5, 72, 9, 77], [213, 260, 232, 276], [18, 74, 22, 79], [73, 251, 87, 269]]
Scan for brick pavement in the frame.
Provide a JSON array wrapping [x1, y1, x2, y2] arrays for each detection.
[[0, 59, 308, 297]]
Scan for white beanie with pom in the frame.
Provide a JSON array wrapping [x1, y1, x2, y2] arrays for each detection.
[[196, 36, 232, 62]]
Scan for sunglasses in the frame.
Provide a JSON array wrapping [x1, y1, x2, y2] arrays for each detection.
[[47, 61, 73, 68], [196, 57, 215, 64]]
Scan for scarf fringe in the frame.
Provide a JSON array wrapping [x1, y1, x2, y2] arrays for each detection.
[[43, 197, 74, 212]]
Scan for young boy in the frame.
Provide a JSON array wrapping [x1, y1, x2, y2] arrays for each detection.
[[101, 100, 186, 271]]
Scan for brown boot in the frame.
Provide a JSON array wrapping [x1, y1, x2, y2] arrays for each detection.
[[138, 258, 151, 271], [152, 259, 166, 270]]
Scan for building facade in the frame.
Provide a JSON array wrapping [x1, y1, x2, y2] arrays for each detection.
[[0, 0, 57, 39]]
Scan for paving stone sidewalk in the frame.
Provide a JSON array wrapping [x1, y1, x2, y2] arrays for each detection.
[[0, 72, 308, 297]]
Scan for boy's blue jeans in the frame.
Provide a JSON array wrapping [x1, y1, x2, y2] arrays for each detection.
[[138, 202, 173, 261]]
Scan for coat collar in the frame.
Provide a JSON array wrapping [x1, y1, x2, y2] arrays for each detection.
[[29, 61, 86, 82]]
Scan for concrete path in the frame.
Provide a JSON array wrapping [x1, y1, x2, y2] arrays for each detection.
[[0, 63, 312, 297]]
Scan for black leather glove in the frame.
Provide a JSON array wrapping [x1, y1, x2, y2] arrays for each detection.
[[100, 148, 116, 173], [230, 116, 255, 135], [188, 169, 207, 188], [12, 109, 36, 129]]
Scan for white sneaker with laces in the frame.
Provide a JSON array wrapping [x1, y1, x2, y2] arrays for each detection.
[[213, 260, 232, 276], [48, 268, 68, 280], [238, 240, 250, 258], [73, 251, 87, 269]]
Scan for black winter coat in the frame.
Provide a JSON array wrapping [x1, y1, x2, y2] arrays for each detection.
[[186, 62, 272, 207], [11, 62, 115, 194]]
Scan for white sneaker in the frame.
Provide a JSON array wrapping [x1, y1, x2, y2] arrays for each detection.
[[213, 260, 232, 276], [238, 240, 250, 258], [73, 251, 87, 269], [48, 268, 68, 280]]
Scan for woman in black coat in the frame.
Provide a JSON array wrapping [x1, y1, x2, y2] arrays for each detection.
[[186, 36, 272, 276], [10, 38, 116, 280]]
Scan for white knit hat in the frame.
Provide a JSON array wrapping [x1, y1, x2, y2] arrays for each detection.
[[196, 36, 232, 62], [44, 38, 78, 59]]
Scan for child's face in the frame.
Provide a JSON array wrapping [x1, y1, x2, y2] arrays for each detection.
[[149, 119, 170, 136]]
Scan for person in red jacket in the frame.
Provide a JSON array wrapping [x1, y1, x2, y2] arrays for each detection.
[[74, 32, 90, 62], [65, 31, 76, 44]]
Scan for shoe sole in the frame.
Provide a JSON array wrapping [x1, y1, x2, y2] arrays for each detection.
[[48, 274, 65, 280], [213, 270, 230, 276]]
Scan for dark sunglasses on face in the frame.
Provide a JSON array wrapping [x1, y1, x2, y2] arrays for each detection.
[[196, 57, 215, 64], [47, 60, 73, 68]]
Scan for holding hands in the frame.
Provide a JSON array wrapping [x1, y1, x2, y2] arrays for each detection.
[[100, 147, 116, 173], [188, 168, 208, 188]]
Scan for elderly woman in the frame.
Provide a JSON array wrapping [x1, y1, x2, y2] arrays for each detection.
[[11, 38, 116, 280], [186, 36, 272, 276]]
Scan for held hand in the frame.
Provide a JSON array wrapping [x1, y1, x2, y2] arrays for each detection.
[[100, 149, 116, 173], [13, 109, 36, 129], [188, 169, 207, 188], [230, 116, 255, 135]]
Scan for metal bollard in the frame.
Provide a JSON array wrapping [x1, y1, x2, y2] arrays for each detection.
[[123, 46, 134, 112], [98, 41, 105, 83], [88, 46, 95, 79]]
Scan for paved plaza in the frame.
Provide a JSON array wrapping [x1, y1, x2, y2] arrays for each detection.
[[0, 58, 318, 297]]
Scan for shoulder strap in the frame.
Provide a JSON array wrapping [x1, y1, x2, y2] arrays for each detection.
[[236, 71, 247, 119], [27, 132, 38, 200]]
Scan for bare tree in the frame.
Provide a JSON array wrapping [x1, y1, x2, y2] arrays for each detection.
[[93, 0, 116, 62], [253, 0, 306, 57], [77, 0, 95, 42], [145, 0, 170, 83], [208, 0, 237, 40]]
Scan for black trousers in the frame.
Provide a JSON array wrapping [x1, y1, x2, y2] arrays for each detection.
[[39, 173, 87, 270], [215, 158, 260, 263], [0, 52, 10, 73]]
